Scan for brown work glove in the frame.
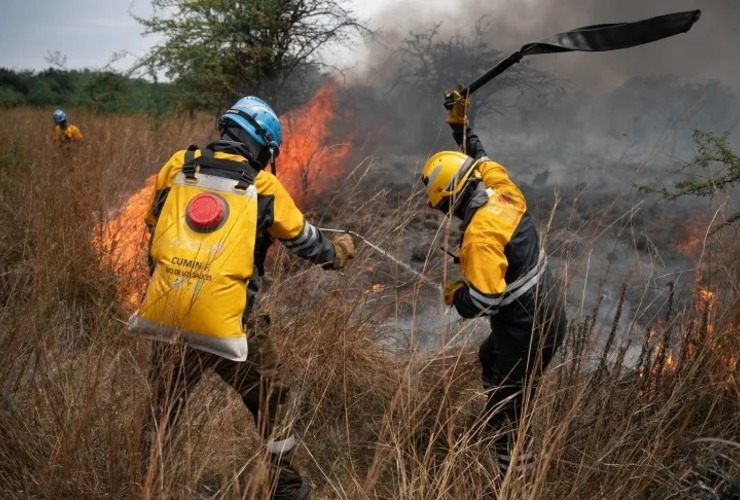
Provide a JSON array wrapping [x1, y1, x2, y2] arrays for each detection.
[[329, 234, 355, 270], [444, 84, 470, 125], [444, 280, 465, 306]]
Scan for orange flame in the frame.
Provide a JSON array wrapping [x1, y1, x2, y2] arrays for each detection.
[[93, 82, 351, 308], [673, 214, 709, 259], [696, 285, 715, 336], [277, 82, 351, 203], [92, 175, 155, 308], [675, 234, 701, 258]]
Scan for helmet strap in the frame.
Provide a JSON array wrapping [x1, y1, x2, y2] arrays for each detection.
[[450, 178, 480, 220], [270, 157, 276, 176]]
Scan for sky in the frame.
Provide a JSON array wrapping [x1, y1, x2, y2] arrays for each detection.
[[0, 0, 390, 73], [1, 0, 738, 93], [0, 0, 158, 72]]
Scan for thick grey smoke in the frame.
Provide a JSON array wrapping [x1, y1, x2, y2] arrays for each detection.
[[333, 0, 739, 347], [340, 0, 740, 169], [364, 0, 740, 92]]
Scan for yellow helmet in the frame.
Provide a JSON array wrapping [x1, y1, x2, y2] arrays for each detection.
[[420, 151, 478, 209]]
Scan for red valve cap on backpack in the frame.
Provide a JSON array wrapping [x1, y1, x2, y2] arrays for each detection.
[[186, 193, 226, 231]]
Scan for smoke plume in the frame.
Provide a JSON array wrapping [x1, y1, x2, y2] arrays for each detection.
[[362, 0, 740, 92], [330, 0, 740, 345]]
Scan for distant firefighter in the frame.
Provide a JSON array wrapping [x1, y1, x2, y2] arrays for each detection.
[[420, 89, 567, 478], [52, 109, 82, 143]]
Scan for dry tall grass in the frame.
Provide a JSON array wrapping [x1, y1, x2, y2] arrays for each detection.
[[0, 107, 737, 499]]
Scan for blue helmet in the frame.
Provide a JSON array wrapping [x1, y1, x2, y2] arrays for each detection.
[[52, 109, 67, 124], [220, 96, 282, 154]]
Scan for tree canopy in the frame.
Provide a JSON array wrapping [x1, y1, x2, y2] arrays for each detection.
[[0, 67, 176, 115], [135, 0, 369, 112], [640, 130, 740, 231]]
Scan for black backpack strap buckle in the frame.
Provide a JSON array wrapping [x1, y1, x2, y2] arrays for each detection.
[[236, 167, 256, 191], [183, 144, 198, 180]]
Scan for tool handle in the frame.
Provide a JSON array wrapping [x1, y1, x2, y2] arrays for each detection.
[[444, 51, 524, 109], [463, 51, 524, 96]]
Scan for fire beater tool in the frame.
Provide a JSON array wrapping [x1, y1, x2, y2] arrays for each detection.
[[444, 9, 702, 108]]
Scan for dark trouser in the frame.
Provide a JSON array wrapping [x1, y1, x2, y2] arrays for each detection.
[[142, 315, 305, 499], [478, 277, 567, 474]]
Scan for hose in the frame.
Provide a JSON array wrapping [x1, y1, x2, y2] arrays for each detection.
[[319, 227, 443, 292]]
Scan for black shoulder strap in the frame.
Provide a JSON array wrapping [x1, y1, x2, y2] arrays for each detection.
[[183, 144, 258, 191], [182, 144, 199, 180]]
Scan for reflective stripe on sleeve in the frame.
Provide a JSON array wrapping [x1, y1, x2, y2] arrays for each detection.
[[282, 221, 318, 250], [466, 249, 547, 315], [290, 225, 320, 253]]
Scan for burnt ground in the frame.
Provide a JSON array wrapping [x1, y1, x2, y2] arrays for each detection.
[[301, 151, 719, 365]]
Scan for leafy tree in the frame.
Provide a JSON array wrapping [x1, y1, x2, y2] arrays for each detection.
[[0, 69, 31, 95], [0, 69, 31, 107], [641, 130, 740, 231], [0, 67, 178, 115], [134, 0, 370, 112], [85, 71, 131, 112], [0, 88, 25, 107]]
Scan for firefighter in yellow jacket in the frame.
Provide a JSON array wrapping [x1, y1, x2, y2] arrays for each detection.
[[130, 96, 354, 499], [421, 91, 566, 477], [52, 109, 83, 143]]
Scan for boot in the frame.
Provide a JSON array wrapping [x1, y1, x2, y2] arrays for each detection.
[[268, 442, 311, 500], [270, 464, 311, 500]]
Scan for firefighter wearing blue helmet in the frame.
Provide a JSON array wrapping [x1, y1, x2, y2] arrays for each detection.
[[52, 108, 82, 143], [138, 95, 354, 499], [219, 96, 283, 173], [53, 109, 66, 123]]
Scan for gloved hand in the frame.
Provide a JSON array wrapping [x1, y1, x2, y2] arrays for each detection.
[[330, 233, 355, 270], [444, 280, 465, 306], [444, 84, 470, 125]]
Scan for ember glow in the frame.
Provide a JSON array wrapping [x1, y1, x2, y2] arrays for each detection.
[[673, 216, 708, 259], [695, 285, 716, 337], [675, 234, 701, 258], [93, 82, 352, 308], [698, 286, 714, 304]]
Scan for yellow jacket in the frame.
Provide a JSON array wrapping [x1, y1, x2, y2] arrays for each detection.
[[451, 157, 546, 318], [460, 158, 528, 298], [147, 149, 303, 240], [146, 145, 336, 311], [53, 124, 83, 142]]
